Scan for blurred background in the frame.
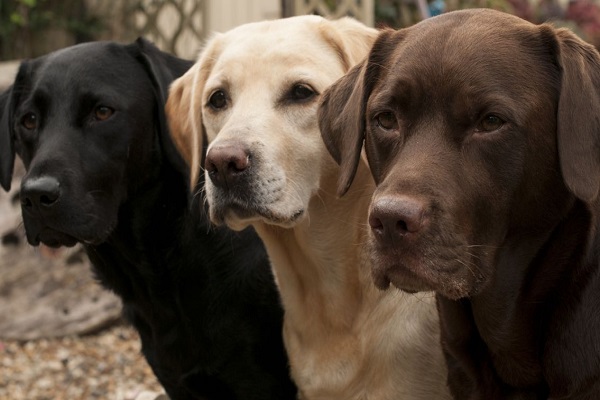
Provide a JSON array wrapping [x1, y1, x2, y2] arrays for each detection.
[[1, 0, 600, 62], [1, 0, 599, 399]]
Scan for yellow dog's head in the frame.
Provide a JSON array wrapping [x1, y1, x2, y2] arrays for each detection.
[[166, 15, 377, 230]]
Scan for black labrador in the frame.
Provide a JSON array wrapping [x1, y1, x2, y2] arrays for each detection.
[[0, 39, 296, 400], [319, 9, 600, 400]]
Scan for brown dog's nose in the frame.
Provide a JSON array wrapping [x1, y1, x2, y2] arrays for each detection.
[[205, 145, 251, 188], [21, 176, 61, 210], [369, 195, 428, 242]]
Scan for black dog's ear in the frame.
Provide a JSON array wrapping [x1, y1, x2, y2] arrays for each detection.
[[0, 85, 15, 191], [129, 37, 194, 175], [318, 29, 397, 196], [550, 26, 600, 203]]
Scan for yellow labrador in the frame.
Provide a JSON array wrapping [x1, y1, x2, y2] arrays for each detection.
[[166, 15, 450, 399]]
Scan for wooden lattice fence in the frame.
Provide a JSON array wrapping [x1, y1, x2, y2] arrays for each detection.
[[283, 0, 375, 26], [87, 0, 206, 59]]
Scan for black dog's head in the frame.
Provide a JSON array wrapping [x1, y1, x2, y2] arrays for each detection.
[[319, 9, 600, 299], [0, 39, 190, 247]]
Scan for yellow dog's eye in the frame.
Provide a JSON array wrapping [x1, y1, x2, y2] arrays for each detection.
[[209, 90, 227, 109], [375, 112, 398, 131], [94, 106, 114, 121], [21, 112, 38, 130], [290, 84, 315, 102], [477, 114, 504, 132]]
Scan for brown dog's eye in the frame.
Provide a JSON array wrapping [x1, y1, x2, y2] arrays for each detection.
[[209, 90, 227, 109], [289, 84, 315, 102], [94, 106, 114, 121], [375, 112, 398, 131], [21, 113, 38, 130], [477, 114, 504, 132]]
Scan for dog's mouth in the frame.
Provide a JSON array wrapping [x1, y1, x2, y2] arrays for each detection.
[[369, 240, 487, 300], [33, 228, 79, 248], [23, 217, 113, 249], [371, 259, 435, 294], [210, 196, 305, 229]]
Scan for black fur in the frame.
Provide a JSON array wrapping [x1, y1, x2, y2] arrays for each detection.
[[0, 38, 295, 400]]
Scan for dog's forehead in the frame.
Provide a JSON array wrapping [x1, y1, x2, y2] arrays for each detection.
[[222, 15, 327, 51], [28, 42, 144, 93], [404, 10, 537, 67], [375, 10, 547, 101], [213, 16, 342, 84]]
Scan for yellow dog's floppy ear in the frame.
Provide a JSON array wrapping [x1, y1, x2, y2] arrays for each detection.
[[319, 16, 379, 71], [318, 29, 397, 196], [166, 66, 197, 168], [551, 26, 600, 203], [166, 34, 222, 189]]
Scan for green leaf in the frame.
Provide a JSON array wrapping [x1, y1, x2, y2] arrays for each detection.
[[20, 0, 38, 8], [9, 13, 24, 26]]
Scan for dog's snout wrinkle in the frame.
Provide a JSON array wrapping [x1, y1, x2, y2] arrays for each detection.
[[21, 176, 61, 210], [205, 145, 251, 188], [369, 195, 428, 243]]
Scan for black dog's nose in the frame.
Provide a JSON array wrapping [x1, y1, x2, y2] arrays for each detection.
[[21, 176, 61, 209], [369, 195, 428, 242], [205, 145, 250, 188]]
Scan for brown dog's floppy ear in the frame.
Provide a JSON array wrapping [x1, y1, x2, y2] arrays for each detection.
[[552, 27, 600, 203], [318, 29, 396, 196], [318, 61, 368, 196], [0, 85, 15, 192]]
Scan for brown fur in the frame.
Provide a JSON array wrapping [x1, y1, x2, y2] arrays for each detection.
[[319, 9, 600, 399]]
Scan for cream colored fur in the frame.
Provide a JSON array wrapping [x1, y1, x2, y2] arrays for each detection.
[[166, 15, 450, 400]]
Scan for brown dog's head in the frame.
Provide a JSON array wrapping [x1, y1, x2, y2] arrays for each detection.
[[318, 9, 600, 299], [167, 15, 377, 231]]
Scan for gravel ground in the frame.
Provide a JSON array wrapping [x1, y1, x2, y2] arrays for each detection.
[[0, 323, 165, 400], [0, 156, 166, 400]]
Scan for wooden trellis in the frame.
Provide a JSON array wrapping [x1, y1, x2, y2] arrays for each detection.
[[283, 0, 375, 26], [87, 0, 206, 59]]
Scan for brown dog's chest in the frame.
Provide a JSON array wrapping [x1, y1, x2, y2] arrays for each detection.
[[438, 209, 594, 398], [439, 296, 548, 398]]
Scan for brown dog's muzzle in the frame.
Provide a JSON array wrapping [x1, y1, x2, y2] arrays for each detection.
[[368, 194, 429, 244], [366, 167, 490, 299], [367, 192, 439, 294]]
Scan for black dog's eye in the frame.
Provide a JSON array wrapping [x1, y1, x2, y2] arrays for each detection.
[[375, 112, 398, 131], [289, 84, 316, 102], [94, 106, 114, 121], [209, 90, 227, 109], [477, 114, 504, 132], [21, 113, 37, 130]]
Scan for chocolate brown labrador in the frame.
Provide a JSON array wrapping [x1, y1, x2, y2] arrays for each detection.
[[319, 8, 600, 400]]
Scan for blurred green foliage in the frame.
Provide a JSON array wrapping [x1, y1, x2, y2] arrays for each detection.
[[0, 0, 103, 59]]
